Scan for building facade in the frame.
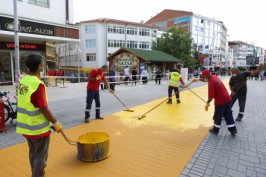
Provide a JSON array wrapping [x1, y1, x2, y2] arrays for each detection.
[[0, 0, 79, 84], [145, 9, 228, 68], [228, 41, 265, 67], [58, 18, 158, 72]]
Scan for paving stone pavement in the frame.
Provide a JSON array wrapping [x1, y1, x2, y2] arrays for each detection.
[[1, 77, 266, 177], [180, 79, 266, 177]]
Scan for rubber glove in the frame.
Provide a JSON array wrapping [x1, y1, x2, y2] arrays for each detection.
[[192, 78, 198, 82], [96, 75, 101, 80], [205, 103, 210, 111], [53, 120, 62, 133]]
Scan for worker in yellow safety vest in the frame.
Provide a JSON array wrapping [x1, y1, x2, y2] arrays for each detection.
[[16, 54, 62, 177], [166, 69, 186, 104]]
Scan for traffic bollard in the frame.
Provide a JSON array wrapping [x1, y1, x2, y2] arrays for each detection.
[[0, 98, 6, 133]]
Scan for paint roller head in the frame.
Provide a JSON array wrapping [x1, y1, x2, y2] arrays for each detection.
[[138, 115, 146, 120], [123, 109, 134, 112]]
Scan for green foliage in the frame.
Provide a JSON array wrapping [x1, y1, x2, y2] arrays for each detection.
[[152, 26, 195, 68]]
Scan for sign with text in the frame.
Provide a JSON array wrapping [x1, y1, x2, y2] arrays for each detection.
[[0, 42, 45, 51], [0, 16, 55, 36], [181, 68, 188, 84], [117, 60, 133, 66]]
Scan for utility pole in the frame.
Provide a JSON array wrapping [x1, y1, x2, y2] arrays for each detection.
[[13, 0, 20, 92]]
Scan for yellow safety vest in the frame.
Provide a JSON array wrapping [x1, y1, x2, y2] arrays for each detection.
[[169, 72, 181, 87], [16, 75, 51, 135]]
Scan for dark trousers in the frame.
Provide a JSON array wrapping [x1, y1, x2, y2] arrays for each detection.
[[168, 87, 179, 102], [132, 76, 137, 85], [155, 77, 161, 84], [109, 78, 115, 91], [231, 93, 247, 116], [142, 77, 148, 84], [125, 76, 130, 85], [85, 90, 100, 118], [213, 101, 237, 133], [27, 135, 50, 177]]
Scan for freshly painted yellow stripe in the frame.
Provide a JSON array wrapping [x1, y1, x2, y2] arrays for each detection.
[[0, 78, 231, 177]]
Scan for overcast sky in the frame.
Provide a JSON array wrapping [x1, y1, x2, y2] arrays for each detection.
[[73, 0, 266, 49]]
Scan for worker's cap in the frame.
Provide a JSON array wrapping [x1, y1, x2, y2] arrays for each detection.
[[201, 70, 211, 76], [101, 65, 108, 69]]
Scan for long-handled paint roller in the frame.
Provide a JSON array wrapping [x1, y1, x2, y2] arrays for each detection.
[[138, 81, 194, 120], [105, 84, 134, 112], [185, 86, 207, 104]]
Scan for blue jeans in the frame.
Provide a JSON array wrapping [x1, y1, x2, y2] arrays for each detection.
[[85, 90, 100, 118], [213, 101, 237, 133]]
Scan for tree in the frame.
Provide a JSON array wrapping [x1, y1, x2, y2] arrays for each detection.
[[152, 26, 195, 68]]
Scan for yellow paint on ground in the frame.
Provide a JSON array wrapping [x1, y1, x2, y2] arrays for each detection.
[[0, 79, 231, 177]]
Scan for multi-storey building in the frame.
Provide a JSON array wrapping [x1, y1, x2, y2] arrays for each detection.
[[0, 0, 79, 84], [58, 18, 158, 70], [145, 9, 228, 68], [228, 41, 265, 67]]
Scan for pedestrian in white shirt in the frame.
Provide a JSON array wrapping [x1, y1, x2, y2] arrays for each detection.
[[124, 66, 130, 85]]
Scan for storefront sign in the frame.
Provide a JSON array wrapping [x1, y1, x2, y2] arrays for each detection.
[[0, 42, 45, 51], [0, 16, 55, 36], [117, 61, 133, 66]]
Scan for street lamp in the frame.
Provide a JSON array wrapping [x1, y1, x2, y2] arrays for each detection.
[[75, 45, 82, 83]]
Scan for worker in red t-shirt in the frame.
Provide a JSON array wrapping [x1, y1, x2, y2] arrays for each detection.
[[193, 70, 237, 136], [85, 65, 111, 123]]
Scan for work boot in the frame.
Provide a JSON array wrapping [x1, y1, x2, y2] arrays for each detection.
[[166, 101, 172, 104], [96, 116, 104, 120], [235, 113, 243, 121], [230, 130, 237, 136], [85, 117, 90, 123], [177, 100, 181, 104], [209, 128, 218, 135]]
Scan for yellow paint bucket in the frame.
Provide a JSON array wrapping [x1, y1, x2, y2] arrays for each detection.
[[77, 132, 110, 162]]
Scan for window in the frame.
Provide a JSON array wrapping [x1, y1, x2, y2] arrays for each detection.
[[86, 53, 96, 61], [139, 42, 150, 49], [139, 29, 150, 36], [108, 40, 125, 48], [107, 25, 125, 34], [28, 0, 49, 7], [85, 39, 96, 48], [85, 25, 96, 34], [127, 27, 137, 35], [127, 41, 138, 48]]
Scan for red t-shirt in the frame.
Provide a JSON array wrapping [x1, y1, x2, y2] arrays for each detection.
[[87, 68, 106, 91], [23, 84, 50, 139], [208, 75, 231, 105]]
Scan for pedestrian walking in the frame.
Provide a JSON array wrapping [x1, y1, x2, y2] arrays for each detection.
[[124, 66, 130, 85], [193, 70, 237, 135], [85, 65, 111, 123], [155, 68, 162, 84], [141, 68, 148, 84], [229, 64, 263, 121], [16, 54, 63, 177], [131, 67, 138, 86], [109, 66, 116, 91], [166, 69, 185, 104]]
